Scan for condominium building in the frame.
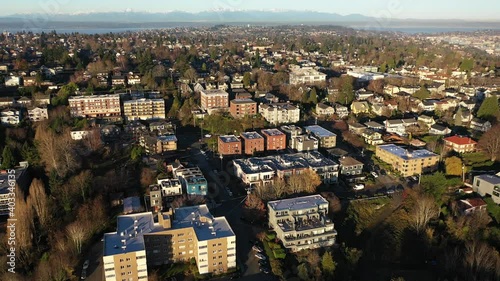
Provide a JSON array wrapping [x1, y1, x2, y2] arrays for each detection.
[[68, 94, 122, 120], [233, 151, 339, 187], [259, 103, 300, 125], [375, 144, 440, 177], [200, 89, 229, 113], [240, 131, 265, 155], [443, 135, 477, 153], [144, 205, 236, 275], [148, 179, 183, 212], [291, 135, 319, 152], [218, 135, 242, 156], [268, 195, 337, 252], [123, 98, 166, 121], [229, 99, 257, 118], [304, 125, 337, 148], [27, 106, 49, 122], [139, 134, 178, 155], [280, 125, 303, 147], [473, 174, 500, 204], [289, 67, 327, 85], [174, 167, 207, 196], [261, 129, 287, 151]]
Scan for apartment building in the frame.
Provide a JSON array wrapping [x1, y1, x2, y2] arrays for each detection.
[[0, 108, 22, 125], [144, 205, 236, 275], [289, 67, 327, 85], [200, 89, 229, 113], [68, 94, 122, 120], [384, 118, 418, 136], [304, 125, 337, 148], [338, 156, 364, 176], [123, 98, 166, 121], [268, 195, 337, 252], [375, 144, 440, 177], [259, 103, 300, 125], [444, 136, 477, 153], [240, 131, 265, 155], [218, 135, 242, 156], [292, 135, 319, 152], [174, 167, 207, 196], [27, 106, 48, 122], [229, 99, 257, 118], [280, 125, 303, 147], [473, 174, 500, 204], [140, 134, 178, 155], [261, 129, 287, 151], [233, 151, 339, 187], [148, 179, 183, 212]]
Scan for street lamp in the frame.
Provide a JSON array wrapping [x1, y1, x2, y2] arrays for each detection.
[[220, 154, 223, 172]]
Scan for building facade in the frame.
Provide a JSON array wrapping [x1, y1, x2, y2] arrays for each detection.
[[240, 131, 265, 155], [473, 174, 500, 204], [261, 129, 287, 151], [444, 136, 477, 153], [174, 167, 207, 196], [68, 94, 122, 120], [268, 195, 337, 252], [200, 89, 229, 112], [304, 125, 337, 148], [259, 103, 300, 125], [338, 156, 364, 176], [289, 68, 327, 85], [218, 135, 242, 156], [375, 144, 440, 177], [123, 98, 166, 121], [229, 99, 257, 118], [27, 106, 48, 122]]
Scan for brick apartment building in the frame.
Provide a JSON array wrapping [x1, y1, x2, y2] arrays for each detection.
[[229, 99, 257, 118], [200, 89, 229, 114], [261, 128, 287, 151], [218, 135, 242, 156], [240, 131, 265, 155], [68, 94, 122, 120]]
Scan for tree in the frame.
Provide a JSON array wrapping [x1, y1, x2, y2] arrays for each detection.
[[183, 67, 198, 83], [130, 145, 144, 161], [66, 221, 89, 254], [26, 179, 51, 229], [454, 107, 463, 126], [1, 146, 16, 169], [297, 263, 310, 281], [478, 124, 500, 161], [459, 58, 474, 72], [413, 85, 431, 100], [477, 97, 500, 121], [409, 192, 439, 234], [445, 156, 463, 176], [322, 251, 336, 277], [308, 87, 318, 104], [243, 72, 252, 88], [338, 76, 355, 105], [243, 194, 266, 219]]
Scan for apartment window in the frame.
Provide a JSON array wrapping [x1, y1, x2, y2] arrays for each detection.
[[476, 180, 481, 187]]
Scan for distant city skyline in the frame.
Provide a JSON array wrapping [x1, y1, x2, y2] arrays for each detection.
[[2, 0, 499, 20]]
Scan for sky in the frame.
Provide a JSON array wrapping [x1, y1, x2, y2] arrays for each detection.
[[1, 0, 499, 20]]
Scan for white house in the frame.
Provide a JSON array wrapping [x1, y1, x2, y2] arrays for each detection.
[[27, 106, 49, 122], [70, 130, 92, 140], [4, 76, 20, 87], [0, 108, 22, 125]]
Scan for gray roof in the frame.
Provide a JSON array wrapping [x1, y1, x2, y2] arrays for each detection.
[[241, 131, 264, 140], [261, 128, 285, 136], [172, 205, 235, 241], [304, 125, 337, 138], [268, 195, 328, 211], [475, 174, 500, 185], [231, 99, 256, 104], [0, 168, 28, 195], [364, 121, 384, 128], [378, 144, 438, 160], [219, 135, 240, 143]]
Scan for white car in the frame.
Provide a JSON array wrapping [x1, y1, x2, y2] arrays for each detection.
[[371, 172, 378, 178], [82, 260, 90, 270], [353, 184, 365, 191]]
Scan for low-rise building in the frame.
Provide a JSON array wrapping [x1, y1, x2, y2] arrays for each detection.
[[27, 106, 48, 122], [361, 129, 384, 145], [200, 89, 229, 113], [470, 118, 492, 132], [259, 103, 300, 125], [316, 103, 335, 117], [280, 125, 303, 147], [473, 174, 500, 204], [240, 131, 265, 155], [350, 101, 370, 115], [429, 124, 451, 135], [70, 130, 93, 140], [261, 129, 287, 151], [444, 136, 477, 153], [123, 98, 166, 121], [68, 94, 122, 120], [375, 144, 440, 177], [218, 135, 242, 156], [304, 125, 337, 148], [348, 122, 366, 135], [149, 179, 183, 212], [268, 195, 337, 252], [338, 156, 364, 176], [140, 134, 178, 155], [457, 198, 487, 215], [229, 99, 257, 118], [289, 67, 327, 85], [175, 167, 207, 196], [0, 108, 22, 125], [233, 152, 339, 186], [292, 135, 319, 152]]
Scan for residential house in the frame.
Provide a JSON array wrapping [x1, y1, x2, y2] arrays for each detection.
[[338, 156, 364, 176], [292, 135, 319, 152], [304, 125, 337, 148], [364, 121, 384, 131], [361, 129, 384, 145], [349, 122, 366, 135], [267, 195, 337, 252], [460, 100, 476, 111], [350, 101, 370, 115], [140, 134, 178, 155], [316, 103, 335, 117], [125, 121, 147, 139], [473, 174, 500, 204], [289, 67, 326, 85], [280, 125, 303, 148], [148, 179, 183, 212], [355, 89, 375, 100], [175, 167, 208, 196], [0, 97, 15, 108], [27, 106, 48, 122], [334, 103, 349, 118], [457, 198, 487, 215], [101, 125, 121, 140], [470, 118, 492, 132], [429, 124, 452, 135], [444, 136, 477, 153], [418, 115, 436, 127], [70, 130, 93, 140], [4, 76, 20, 87], [111, 75, 126, 86], [0, 108, 22, 125], [127, 72, 141, 85]]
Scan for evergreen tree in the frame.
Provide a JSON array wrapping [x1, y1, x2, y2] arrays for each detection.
[[477, 97, 500, 121], [308, 88, 318, 104], [1, 146, 15, 169], [297, 263, 309, 281], [413, 85, 431, 100], [243, 72, 252, 88], [454, 107, 463, 126], [322, 251, 336, 277]]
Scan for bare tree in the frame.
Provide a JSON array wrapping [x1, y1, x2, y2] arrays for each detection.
[[70, 170, 93, 202], [26, 179, 51, 229], [478, 124, 500, 162], [464, 241, 500, 281], [66, 221, 89, 254], [408, 193, 439, 234]]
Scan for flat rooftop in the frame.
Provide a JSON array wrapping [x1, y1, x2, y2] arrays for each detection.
[[219, 135, 240, 143], [201, 89, 229, 96], [172, 205, 235, 241], [268, 195, 328, 212], [158, 135, 178, 142], [241, 131, 264, 140], [230, 99, 256, 104], [378, 144, 438, 160], [475, 174, 500, 185], [0, 168, 28, 195], [261, 128, 285, 137], [305, 125, 337, 138]]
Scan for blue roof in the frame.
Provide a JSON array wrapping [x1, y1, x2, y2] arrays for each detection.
[[476, 174, 500, 185], [304, 125, 336, 138], [172, 205, 235, 241], [378, 144, 438, 160]]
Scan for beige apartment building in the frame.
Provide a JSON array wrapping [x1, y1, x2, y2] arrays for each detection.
[[68, 94, 122, 120], [268, 195, 337, 252], [103, 206, 236, 281], [375, 144, 440, 177], [123, 98, 166, 121]]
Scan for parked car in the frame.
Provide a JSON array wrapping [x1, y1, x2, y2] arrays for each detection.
[[81, 269, 87, 280], [255, 253, 267, 260], [371, 171, 378, 178], [260, 266, 271, 274], [82, 260, 90, 270], [386, 187, 395, 195], [353, 184, 365, 191], [252, 245, 264, 252]]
